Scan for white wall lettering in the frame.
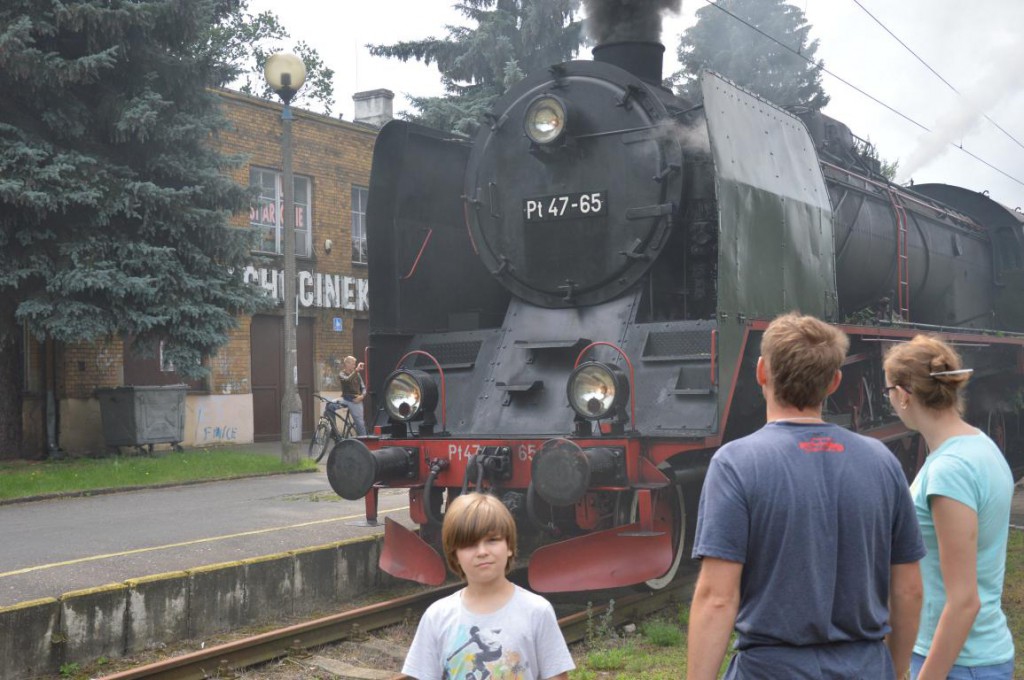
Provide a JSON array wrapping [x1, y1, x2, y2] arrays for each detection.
[[298, 271, 314, 307], [342, 276, 356, 310], [241, 266, 369, 310], [356, 278, 369, 311]]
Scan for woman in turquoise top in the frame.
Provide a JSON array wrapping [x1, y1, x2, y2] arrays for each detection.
[[884, 335, 1014, 680]]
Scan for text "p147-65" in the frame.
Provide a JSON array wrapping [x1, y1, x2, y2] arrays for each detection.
[[523, 191, 606, 222]]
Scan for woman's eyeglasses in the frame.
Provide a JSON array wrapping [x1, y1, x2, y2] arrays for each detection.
[[882, 385, 912, 396]]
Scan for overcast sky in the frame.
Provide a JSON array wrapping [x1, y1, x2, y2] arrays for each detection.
[[245, 0, 1024, 211]]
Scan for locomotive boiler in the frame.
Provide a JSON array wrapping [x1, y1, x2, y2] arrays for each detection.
[[326, 38, 1024, 593]]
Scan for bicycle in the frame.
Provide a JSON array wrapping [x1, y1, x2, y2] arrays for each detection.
[[310, 394, 358, 463]]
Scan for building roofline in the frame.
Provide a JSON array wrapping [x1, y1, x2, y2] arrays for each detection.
[[212, 87, 381, 137]]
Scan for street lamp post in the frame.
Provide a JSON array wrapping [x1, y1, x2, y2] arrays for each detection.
[[264, 53, 306, 463]]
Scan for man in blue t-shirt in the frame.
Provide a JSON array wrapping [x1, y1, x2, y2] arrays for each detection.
[[686, 313, 926, 680]]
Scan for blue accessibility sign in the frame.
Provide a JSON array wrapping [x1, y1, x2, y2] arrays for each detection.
[[333, 317, 343, 332]]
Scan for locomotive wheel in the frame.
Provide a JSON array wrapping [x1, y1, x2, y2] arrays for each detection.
[[621, 484, 688, 590]]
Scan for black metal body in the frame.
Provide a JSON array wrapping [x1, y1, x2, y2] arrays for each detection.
[[338, 42, 1024, 592]]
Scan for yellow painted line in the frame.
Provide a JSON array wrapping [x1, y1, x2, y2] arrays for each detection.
[[0, 506, 408, 579]]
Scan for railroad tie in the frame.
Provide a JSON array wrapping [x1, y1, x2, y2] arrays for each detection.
[[309, 656, 401, 680], [355, 638, 410, 664]]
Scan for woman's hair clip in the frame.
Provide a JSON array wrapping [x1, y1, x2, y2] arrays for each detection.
[[929, 368, 973, 377]]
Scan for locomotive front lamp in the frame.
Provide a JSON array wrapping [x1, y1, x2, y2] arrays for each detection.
[[567, 362, 630, 421], [524, 94, 568, 145], [384, 369, 438, 422]]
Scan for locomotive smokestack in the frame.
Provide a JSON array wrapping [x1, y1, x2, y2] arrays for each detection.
[[592, 42, 665, 84], [584, 0, 681, 84]]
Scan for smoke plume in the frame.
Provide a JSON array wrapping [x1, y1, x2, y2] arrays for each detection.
[[584, 0, 683, 44], [897, 36, 1024, 183]]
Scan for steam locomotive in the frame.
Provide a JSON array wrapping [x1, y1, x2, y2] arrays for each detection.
[[326, 40, 1024, 593]]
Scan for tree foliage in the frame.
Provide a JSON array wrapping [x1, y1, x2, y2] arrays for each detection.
[[673, 0, 829, 111], [0, 0, 279, 454], [203, 1, 335, 114], [369, 0, 585, 135]]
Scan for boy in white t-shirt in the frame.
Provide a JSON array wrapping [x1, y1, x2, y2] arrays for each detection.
[[402, 493, 575, 680]]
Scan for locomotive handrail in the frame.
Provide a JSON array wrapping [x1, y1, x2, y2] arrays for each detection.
[[399, 228, 433, 280], [396, 349, 447, 432], [574, 341, 637, 429], [819, 160, 986, 233]]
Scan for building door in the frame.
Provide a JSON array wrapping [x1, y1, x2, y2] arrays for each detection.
[[250, 315, 315, 441]]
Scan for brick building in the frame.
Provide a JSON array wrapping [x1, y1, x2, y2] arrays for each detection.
[[20, 88, 390, 455]]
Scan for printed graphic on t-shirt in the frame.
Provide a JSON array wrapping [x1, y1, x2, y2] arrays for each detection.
[[442, 624, 529, 680], [799, 436, 845, 453]]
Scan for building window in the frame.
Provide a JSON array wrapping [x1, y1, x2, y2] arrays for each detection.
[[159, 341, 175, 372], [250, 168, 312, 257], [352, 185, 368, 264], [123, 337, 204, 390]]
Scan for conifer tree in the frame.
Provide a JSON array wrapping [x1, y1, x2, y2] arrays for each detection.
[[369, 0, 584, 135], [674, 0, 829, 110], [0, 0, 275, 457]]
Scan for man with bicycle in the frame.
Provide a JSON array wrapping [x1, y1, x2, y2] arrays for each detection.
[[334, 355, 367, 437]]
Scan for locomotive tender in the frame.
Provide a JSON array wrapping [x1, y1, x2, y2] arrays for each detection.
[[327, 39, 1024, 592]]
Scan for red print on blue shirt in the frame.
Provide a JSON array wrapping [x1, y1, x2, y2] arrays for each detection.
[[799, 436, 845, 453]]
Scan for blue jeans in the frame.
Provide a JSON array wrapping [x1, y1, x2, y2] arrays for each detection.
[[911, 653, 1014, 679], [338, 397, 366, 436]]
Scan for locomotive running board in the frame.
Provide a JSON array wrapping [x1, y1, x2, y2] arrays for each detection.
[[379, 518, 447, 586], [528, 521, 673, 592]]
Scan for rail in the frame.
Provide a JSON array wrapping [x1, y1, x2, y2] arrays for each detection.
[[99, 569, 696, 679]]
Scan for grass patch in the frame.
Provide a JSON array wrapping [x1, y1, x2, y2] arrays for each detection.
[[573, 638, 686, 680], [573, 531, 1024, 679], [0, 450, 315, 501], [1004, 529, 1024, 671], [584, 645, 632, 671], [642, 619, 683, 647]]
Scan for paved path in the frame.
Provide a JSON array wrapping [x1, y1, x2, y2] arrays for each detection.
[[0, 469, 411, 607]]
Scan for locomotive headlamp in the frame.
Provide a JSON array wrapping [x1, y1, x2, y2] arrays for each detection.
[[567, 362, 629, 420], [383, 369, 438, 422], [524, 95, 567, 145]]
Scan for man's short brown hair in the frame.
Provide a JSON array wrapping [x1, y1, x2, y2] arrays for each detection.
[[760, 312, 849, 410], [441, 493, 517, 579]]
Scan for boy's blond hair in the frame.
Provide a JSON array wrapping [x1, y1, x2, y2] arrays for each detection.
[[761, 312, 849, 410], [441, 493, 517, 579]]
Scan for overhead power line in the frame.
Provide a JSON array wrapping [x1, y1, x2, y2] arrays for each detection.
[[850, 0, 1024, 153], [699, 0, 1024, 190]]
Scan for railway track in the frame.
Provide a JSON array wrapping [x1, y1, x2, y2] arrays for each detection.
[[98, 568, 696, 679]]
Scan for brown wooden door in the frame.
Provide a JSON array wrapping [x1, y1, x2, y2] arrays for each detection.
[[297, 318, 314, 434], [251, 315, 315, 441]]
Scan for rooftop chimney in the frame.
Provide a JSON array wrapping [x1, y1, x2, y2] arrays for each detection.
[[352, 89, 394, 127]]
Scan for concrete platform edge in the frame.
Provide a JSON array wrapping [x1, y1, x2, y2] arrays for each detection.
[[0, 534, 393, 679]]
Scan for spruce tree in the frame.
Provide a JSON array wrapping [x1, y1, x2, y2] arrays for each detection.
[[0, 0, 274, 457], [674, 0, 829, 110], [369, 0, 584, 135]]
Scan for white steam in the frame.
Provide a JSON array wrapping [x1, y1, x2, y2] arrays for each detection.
[[896, 36, 1024, 183]]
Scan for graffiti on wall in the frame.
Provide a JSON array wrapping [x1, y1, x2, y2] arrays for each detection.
[[194, 403, 239, 443]]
